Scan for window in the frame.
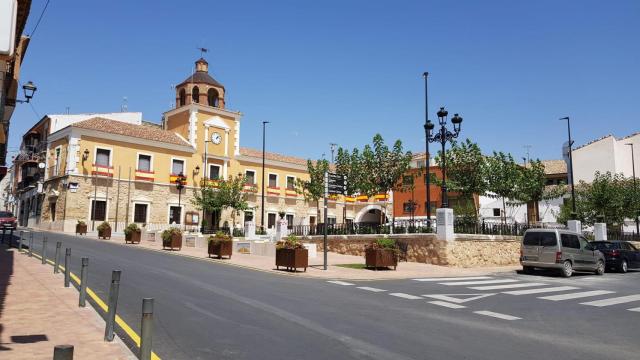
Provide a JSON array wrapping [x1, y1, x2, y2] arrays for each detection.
[[172, 159, 184, 175], [50, 203, 56, 222], [244, 211, 254, 223], [522, 233, 539, 246], [561, 234, 580, 249], [179, 88, 186, 106], [523, 232, 557, 247], [134, 204, 148, 223], [540, 233, 558, 247], [169, 206, 182, 224], [54, 147, 61, 176], [327, 217, 337, 225], [309, 216, 316, 226], [207, 88, 219, 107], [90, 200, 107, 221], [286, 214, 294, 229], [138, 154, 152, 172], [403, 175, 414, 186], [245, 170, 255, 185], [95, 148, 111, 167], [209, 164, 221, 180], [403, 202, 415, 213], [286, 176, 295, 190], [268, 174, 278, 188], [192, 86, 200, 103], [578, 236, 590, 250], [493, 208, 501, 217], [267, 213, 276, 228]]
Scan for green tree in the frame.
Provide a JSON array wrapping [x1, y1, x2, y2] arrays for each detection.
[[191, 175, 251, 228], [361, 134, 413, 223], [296, 159, 329, 221], [485, 151, 521, 224], [435, 139, 487, 216], [514, 160, 549, 223]]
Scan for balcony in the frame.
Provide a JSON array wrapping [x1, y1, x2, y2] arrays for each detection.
[[169, 174, 188, 186], [135, 169, 155, 182], [266, 186, 280, 196], [243, 183, 258, 193], [199, 178, 219, 187], [284, 187, 297, 197], [92, 164, 114, 177]]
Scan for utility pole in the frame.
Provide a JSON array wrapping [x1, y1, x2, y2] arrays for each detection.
[[261, 121, 269, 231], [560, 117, 576, 214], [330, 143, 337, 164], [626, 143, 639, 235]]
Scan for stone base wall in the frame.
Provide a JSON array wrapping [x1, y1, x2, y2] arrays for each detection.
[[303, 233, 521, 267]]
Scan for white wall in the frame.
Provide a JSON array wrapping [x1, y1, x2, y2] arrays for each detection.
[[478, 194, 563, 224], [572, 133, 640, 183]]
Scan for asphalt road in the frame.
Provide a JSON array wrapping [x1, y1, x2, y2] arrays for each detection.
[[7, 229, 640, 360]]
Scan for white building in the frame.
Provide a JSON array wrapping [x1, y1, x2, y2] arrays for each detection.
[[572, 132, 640, 183]]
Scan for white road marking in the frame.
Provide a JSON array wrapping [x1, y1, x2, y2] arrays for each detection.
[[473, 311, 521, 321], [539, 290, 615, 301], [468, 282, 548, 290], [580, 294, 640, 307], [327, 281, 355, 286], [428, 301, 466, 309], [440, 279, 519, 286], [627, 307, 640, 312], [412, 276, 493, 282], [389, 293, 423, 300], [503, 286, 580, 295], [422, 293, 496, 304], [357, 286, 387, 292]]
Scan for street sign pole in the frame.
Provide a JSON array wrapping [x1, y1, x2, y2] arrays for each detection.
[[323, 171, 328, 270]]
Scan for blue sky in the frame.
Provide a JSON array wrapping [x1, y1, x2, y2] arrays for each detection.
[[9, 0, 640, 163]]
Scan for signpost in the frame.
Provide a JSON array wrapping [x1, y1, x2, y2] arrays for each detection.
[[323, 172, 347, 270]]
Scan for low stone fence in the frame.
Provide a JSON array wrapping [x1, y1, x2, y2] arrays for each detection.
[[302, 233, 520, 267]]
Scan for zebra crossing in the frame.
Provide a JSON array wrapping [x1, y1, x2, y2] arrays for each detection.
[[326, 274, 640, 321]]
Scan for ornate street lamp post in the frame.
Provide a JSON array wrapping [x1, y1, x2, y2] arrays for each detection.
[[560, 116, 576, 215], [626, 143, 639, 235], [426, 107, 463, 208]]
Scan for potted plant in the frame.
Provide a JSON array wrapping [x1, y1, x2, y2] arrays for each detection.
[[76, 220, 87, 235], [365, 238, 398, 270], [208, 230, 233, 259], [97, 222, 111, 240], [275, 234, 308, 272], [124, 223, 141, 244], [161, 227, 182, 250]]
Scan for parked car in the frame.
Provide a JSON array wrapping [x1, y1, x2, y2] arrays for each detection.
[[0, 211, 17, 230], [520, 228, 605, 277], [591, 241, 640, 273]]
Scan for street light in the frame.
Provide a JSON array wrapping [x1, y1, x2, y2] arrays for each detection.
[[14, 81, 38, 104], [422, 72, 433, 225], [261, 121, 269, 232], [626, 143, 639, 235], [426, 107, 463, 208], [559, 116, 576, 215]]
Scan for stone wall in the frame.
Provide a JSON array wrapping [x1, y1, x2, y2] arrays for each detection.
[[303, 233, 521, 267]]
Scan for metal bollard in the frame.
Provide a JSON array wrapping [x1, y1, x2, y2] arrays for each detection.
[[18, 230, 23, 252], [79, 258, 89, 307], [54, 242, 62, 274], [104, 270, 122, 342], [139, 298, 154, 360], [53, 344, 74, 360], [42, 237, 48, 265], [64, 248, 71, 288], [28, 232, 33, 257], [9, 228, 14, 247]]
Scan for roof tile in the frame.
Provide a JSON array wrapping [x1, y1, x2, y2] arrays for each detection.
[[72, 117, 191, 147]]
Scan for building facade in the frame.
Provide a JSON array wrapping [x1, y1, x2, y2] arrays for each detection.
[[572, 132, 640, 183], [17, 58, 389, 233]]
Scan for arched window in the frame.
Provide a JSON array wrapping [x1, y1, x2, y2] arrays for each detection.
[[179, 88, 186, 106], [192, 86, 200, 103], [207, 88, 219, 107]]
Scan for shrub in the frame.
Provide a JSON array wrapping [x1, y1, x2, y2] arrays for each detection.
[[276, 234, 304, 250], [161, 227, 182, 243], [368, 238, 397, 250], [97, 222, 111, 232], [209, 231, 232, 244], [77, 220, 86, 226], [124, 223, 140, 237]]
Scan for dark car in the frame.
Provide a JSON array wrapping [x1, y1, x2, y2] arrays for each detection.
[[591, 241, 640, 273], [0, 211, 17, 230]]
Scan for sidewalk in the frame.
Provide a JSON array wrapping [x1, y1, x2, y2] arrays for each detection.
[[0, 245, 135, 359], [84, 232, 519, 280]]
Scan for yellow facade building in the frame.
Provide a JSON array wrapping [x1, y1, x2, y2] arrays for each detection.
[[16, 58, 390, 233]]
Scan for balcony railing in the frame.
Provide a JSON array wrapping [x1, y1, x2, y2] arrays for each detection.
[[92, 164, 114, 177], [135, 169, 155, 182]]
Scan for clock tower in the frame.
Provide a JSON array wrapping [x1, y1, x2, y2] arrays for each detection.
[[175, 58, 226, 109]]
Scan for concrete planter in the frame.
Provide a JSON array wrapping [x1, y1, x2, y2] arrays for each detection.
[[365, 248, 397, 270], [275, 248, 308, 272]]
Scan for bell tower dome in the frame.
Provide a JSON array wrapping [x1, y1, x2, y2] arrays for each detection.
[[175, 58, 226, 109]]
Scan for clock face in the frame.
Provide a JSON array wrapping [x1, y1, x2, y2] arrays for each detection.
[[211, 132, 222, 144]]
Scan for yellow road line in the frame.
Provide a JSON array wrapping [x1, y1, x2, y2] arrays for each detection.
[[30, 252, 161, 360]]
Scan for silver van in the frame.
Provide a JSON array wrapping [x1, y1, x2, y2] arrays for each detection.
[[520, 229, 605, 277]]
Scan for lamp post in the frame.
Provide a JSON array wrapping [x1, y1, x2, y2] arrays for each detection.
[[426, 107, 463, 208], [202, 130, 210, 233], [626, 143, 639, 235], [175, 172, 186, 227], [261, 121, 269, 232], [560, 116, 576, 214], [14, 81, 37, 104], [422, 72, 433, 224]]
